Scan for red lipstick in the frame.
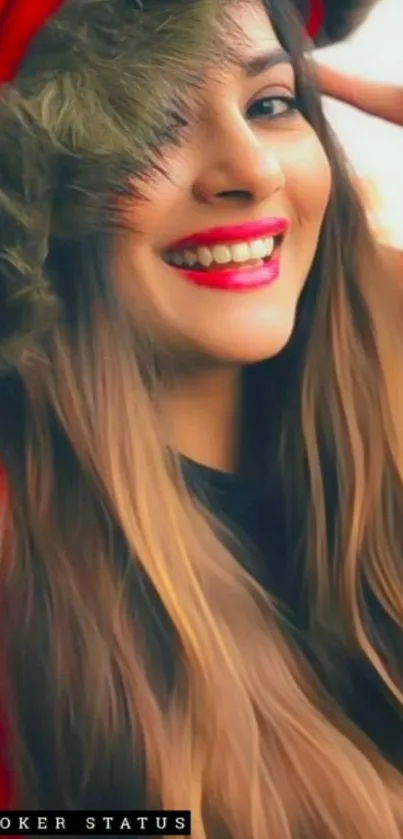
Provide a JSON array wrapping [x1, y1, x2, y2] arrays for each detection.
[[169, 217, 288, 250], [164, 216, 288, 293], [178, 259, 281, 292]]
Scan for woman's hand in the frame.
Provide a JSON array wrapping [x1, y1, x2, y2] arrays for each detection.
[[313, 61, 403, 126]]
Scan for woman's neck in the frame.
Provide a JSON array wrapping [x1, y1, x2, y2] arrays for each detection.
[[159, 366, 243, 474]]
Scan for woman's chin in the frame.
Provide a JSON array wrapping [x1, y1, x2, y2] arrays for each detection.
[[186, 308, 299, 366]]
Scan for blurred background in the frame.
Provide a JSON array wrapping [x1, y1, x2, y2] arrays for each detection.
[[315, 0, 403, 249]]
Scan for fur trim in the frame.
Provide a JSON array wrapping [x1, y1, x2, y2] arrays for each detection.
[[293, 0, 378, 44], [0, 0, 233, 369]]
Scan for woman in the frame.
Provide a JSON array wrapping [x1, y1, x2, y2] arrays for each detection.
[[1, 0, 403, 837]]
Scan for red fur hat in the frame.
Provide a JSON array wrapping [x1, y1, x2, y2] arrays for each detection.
[[0, 0, 380, 86], [293, 0, 378, 44], [0, 0, 64, 82]]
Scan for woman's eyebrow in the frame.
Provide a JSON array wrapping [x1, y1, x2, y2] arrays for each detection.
[[237, 47, 293, 79]]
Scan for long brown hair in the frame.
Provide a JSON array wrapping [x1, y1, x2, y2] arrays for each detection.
[[1, 0, 403, 836]]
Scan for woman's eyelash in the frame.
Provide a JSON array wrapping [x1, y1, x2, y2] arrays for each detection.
[[247, 95, 299, 121]]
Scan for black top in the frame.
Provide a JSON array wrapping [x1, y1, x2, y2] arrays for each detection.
[[182, 455, 290, 599], [183, 457, 403, 769]]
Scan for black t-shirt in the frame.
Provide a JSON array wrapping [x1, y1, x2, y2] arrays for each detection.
[[183, 457, 403, 771]]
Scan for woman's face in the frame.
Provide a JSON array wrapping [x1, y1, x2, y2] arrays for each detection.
[[113, 1, 331, 366]]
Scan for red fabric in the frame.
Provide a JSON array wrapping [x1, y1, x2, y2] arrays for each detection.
[[0, 462, 14, 808], [0, 0, 65, 83], [0, 0, 325, 85], [306, 0, 325, 38], [0, 659, 13, 807], [0, 723, 14, 808]]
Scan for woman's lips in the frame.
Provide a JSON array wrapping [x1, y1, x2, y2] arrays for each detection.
[[162, 217, 287, 292], [168, 217, 289, 250], [176, 258, 281, 292], [164, 234, 283, 292]]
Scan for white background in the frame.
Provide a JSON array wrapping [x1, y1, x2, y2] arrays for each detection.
[[315, 0, 403, 247]]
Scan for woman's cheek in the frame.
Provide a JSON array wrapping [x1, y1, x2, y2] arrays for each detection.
[[280, 131, 332, 221]]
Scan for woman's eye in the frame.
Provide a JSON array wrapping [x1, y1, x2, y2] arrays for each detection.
[[247, 95, 298, 121]]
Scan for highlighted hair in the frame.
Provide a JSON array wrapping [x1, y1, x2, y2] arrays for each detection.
[[1, 1, 403, 836]]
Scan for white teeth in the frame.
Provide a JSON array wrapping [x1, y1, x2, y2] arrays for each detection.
[[184, 249, 197, 266], [167, 235, 277, 269], [250, 238, 269, 259], [231, 243, 251, 263], [197, 246, 214, 267], [212, 245, 232, 264], [262, 237, 275, 254]]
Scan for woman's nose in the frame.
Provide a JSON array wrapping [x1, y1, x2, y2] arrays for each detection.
[[193, 117, 285, 207]]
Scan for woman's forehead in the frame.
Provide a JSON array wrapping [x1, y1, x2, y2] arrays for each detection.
[[199, 3, 290, 90]]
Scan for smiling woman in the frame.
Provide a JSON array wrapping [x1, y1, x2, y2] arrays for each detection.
[[113, 12, 331, 369], [1, 2, 403, 839]]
